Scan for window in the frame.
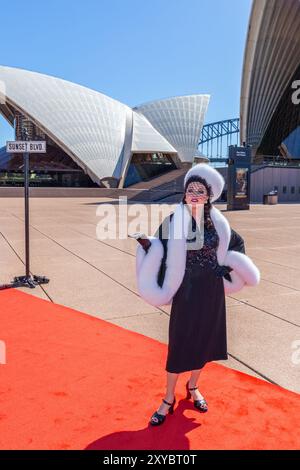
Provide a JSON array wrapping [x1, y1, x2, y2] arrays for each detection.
[[283, 186, 287, 193], [291, 186, 295, 194]]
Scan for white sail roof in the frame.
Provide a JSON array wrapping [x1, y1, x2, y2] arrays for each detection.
[[134, 94, 210, 163], [0, 66, 209, 183]]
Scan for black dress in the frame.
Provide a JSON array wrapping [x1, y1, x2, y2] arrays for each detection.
[[165, 217, 228, 373]]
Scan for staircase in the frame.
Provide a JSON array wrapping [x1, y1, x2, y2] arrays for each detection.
[[127, 167, 188, 203]]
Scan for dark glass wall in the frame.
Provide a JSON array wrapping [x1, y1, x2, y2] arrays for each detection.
[[0, 144, 98, 187], [124, 152, 177, 187]]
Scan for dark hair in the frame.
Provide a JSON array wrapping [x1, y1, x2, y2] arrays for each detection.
[[182, 176, 214, 229]]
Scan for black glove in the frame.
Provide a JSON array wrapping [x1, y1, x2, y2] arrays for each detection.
[[213, 264, 233, 278]]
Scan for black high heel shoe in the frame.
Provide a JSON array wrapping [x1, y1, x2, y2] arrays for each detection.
[[149, 397, 176, 426], [185, 380, 208, 413]]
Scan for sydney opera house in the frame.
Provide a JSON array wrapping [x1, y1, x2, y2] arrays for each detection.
[[1, 0, 299, 199], [241, 0, 300, 164], [0, 66, 209, 188]]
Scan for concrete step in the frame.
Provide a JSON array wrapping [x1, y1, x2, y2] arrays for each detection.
[[128, 167, 187, 190]]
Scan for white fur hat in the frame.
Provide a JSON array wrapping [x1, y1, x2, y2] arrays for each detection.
[[183, 163, 225, 202]]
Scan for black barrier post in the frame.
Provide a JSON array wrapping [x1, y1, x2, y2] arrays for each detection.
[[24, 135, 30, 278], [0, 129, 50, 290]]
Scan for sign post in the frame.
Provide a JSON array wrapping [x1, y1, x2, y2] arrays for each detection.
[[0, 130, 50, 289], [227, 145, 252, 211]]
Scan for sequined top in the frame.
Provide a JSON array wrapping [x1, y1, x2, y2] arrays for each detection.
[[185, 218, 219, 274]]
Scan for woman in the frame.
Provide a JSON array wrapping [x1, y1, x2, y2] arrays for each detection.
[[135, 163, 260, 426]]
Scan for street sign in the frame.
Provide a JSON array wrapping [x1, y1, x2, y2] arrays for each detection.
[[0, 133, 50, 290], [6, 140, 47, 153]]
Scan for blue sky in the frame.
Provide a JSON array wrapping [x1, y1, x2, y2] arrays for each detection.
[[0, 0, 252, 145]]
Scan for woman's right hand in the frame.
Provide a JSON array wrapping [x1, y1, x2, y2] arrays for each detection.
[[129, 232, 152, 253], [139, 238, 152, 253]]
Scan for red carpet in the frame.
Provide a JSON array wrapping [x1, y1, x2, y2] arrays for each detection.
[[0, 289, 299, 450]]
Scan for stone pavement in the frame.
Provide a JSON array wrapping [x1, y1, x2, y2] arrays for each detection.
[[0, 197, 299, 393]]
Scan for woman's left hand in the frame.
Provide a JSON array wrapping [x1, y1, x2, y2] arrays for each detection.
[[213, 264, 233, 278]]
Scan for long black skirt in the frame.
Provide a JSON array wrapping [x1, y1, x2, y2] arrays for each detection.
[[165, 266, 228, 373]]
